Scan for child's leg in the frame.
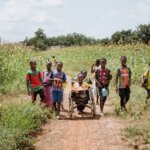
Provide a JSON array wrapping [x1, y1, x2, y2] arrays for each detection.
[[49, 87, 53, 107], [119, 88, 125, 111], [99, 87, 106, 112], [31, 91, 37, 103], [53, 102, 57, 111], [94, 86, 99, 104], [96, 95, 99, 104], [61, 91, 64, 110], [100, 97, 106, 112], [52, 91, 57, 112], [56, 91, 63, 116], [38, 89, 46, 103], [124, 87, 130, 105], [56, 102, 61, 115]]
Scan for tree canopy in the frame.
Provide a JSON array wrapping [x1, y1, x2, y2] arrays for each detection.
[[24, 23, 150, 50]]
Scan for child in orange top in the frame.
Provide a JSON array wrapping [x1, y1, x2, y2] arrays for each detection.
[[116, 56, 132, 112]]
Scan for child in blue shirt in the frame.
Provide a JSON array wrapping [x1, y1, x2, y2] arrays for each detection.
[[50, 62, 67, 117]]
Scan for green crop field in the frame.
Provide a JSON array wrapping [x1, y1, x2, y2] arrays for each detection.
[[0, 44, 150, 149], [1, 44, 150, 94]]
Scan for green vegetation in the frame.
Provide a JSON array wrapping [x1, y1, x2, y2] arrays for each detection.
[[1, 44, 150, 94], [125, 125, 150, 143], [0, 43, 150, 149], [0, 102, 50, 150], [24, 23, 150, 50]]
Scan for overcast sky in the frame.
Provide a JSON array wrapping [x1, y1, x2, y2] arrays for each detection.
[[0, 0, 150, 42]]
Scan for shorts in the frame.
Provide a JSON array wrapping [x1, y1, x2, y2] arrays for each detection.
[[118, 87, 131, 98], [52, 91, 63, 103], [32, 88, 45, 102]]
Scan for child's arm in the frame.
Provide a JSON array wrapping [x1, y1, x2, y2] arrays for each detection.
[[26, 73, 31, 95], [95, 70, 102, 88], [26, 79, 31, 95], [52, 56, 57, 68], [115, 70, 119, 92], [49, 72, 54, 83], [91, 64, 95, 73], [62, 73, 67, 83], [107, 70, 112, 84], [39, 72, 44, 85], [129, 68, 132, 87]]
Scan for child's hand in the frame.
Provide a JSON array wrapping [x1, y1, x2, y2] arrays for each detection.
[[28, 91, 31, 96]]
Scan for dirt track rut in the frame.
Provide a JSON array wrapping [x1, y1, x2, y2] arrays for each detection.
[[35, 78, 132, 150]]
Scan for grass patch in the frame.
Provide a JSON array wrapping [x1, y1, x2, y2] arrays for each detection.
[[124, 124, 150, 147], [112, 85, 150, 120], [0, 102, 51, 150]]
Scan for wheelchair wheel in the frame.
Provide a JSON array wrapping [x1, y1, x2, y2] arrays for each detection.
[[69, 97, 73, 119], [91, 97, 96, 117]]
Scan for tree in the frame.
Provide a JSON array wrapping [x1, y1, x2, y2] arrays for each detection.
[[31, 28, 48, 50], [99, 38, 110, 45], [136, 24, 150, 44]]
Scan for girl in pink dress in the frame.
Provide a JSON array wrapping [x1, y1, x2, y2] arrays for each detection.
[[42, 60, 53, 107]]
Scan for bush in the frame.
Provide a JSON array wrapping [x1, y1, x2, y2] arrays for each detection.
[[0, 102, 51, 150], [0, 45, 34, 94]]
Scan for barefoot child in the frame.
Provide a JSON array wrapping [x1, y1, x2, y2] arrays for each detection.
[[42, 60, 53, 107], [95, 58, 112, 116], [115, 56, 132, 112], [26, 60, 45, 103], [50, 62, 67, 118]]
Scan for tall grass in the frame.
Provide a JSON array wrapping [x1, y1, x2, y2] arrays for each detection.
[[0, 102, 50, 150], [112, 85, 150, 148], [1, 44, 150, 94]]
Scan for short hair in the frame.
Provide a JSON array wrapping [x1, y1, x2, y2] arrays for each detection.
[[121, 56, 127, 60], [29, 59, 36, 64], [101, 58, 107, 63], [95, 59, 100, 65], [46, 59, 52, 65], [80, 70, 87, 74], [57, 61, 63, 66]]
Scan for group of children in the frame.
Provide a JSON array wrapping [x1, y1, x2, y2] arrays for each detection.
[[91, 56, 132, 116], [26, 59, 66, 118], [26, 56, 149, 118]]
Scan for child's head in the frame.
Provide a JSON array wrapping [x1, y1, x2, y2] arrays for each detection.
[[120, 56, 127, 66], [80, 70, 87, 79], [78, 74, 83, 83], [100, 58, 107, 68], [95, 59, 100, 66], [46, 59, 52, 70], [29, 59, 37, 70], [57, 61, 63, 71]]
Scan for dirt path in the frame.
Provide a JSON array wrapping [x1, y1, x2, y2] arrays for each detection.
[[35, 78, 132, 150]]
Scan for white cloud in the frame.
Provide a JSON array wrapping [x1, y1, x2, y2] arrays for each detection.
[[0, 0, 65, 41], [128, 0, 150, 22]]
